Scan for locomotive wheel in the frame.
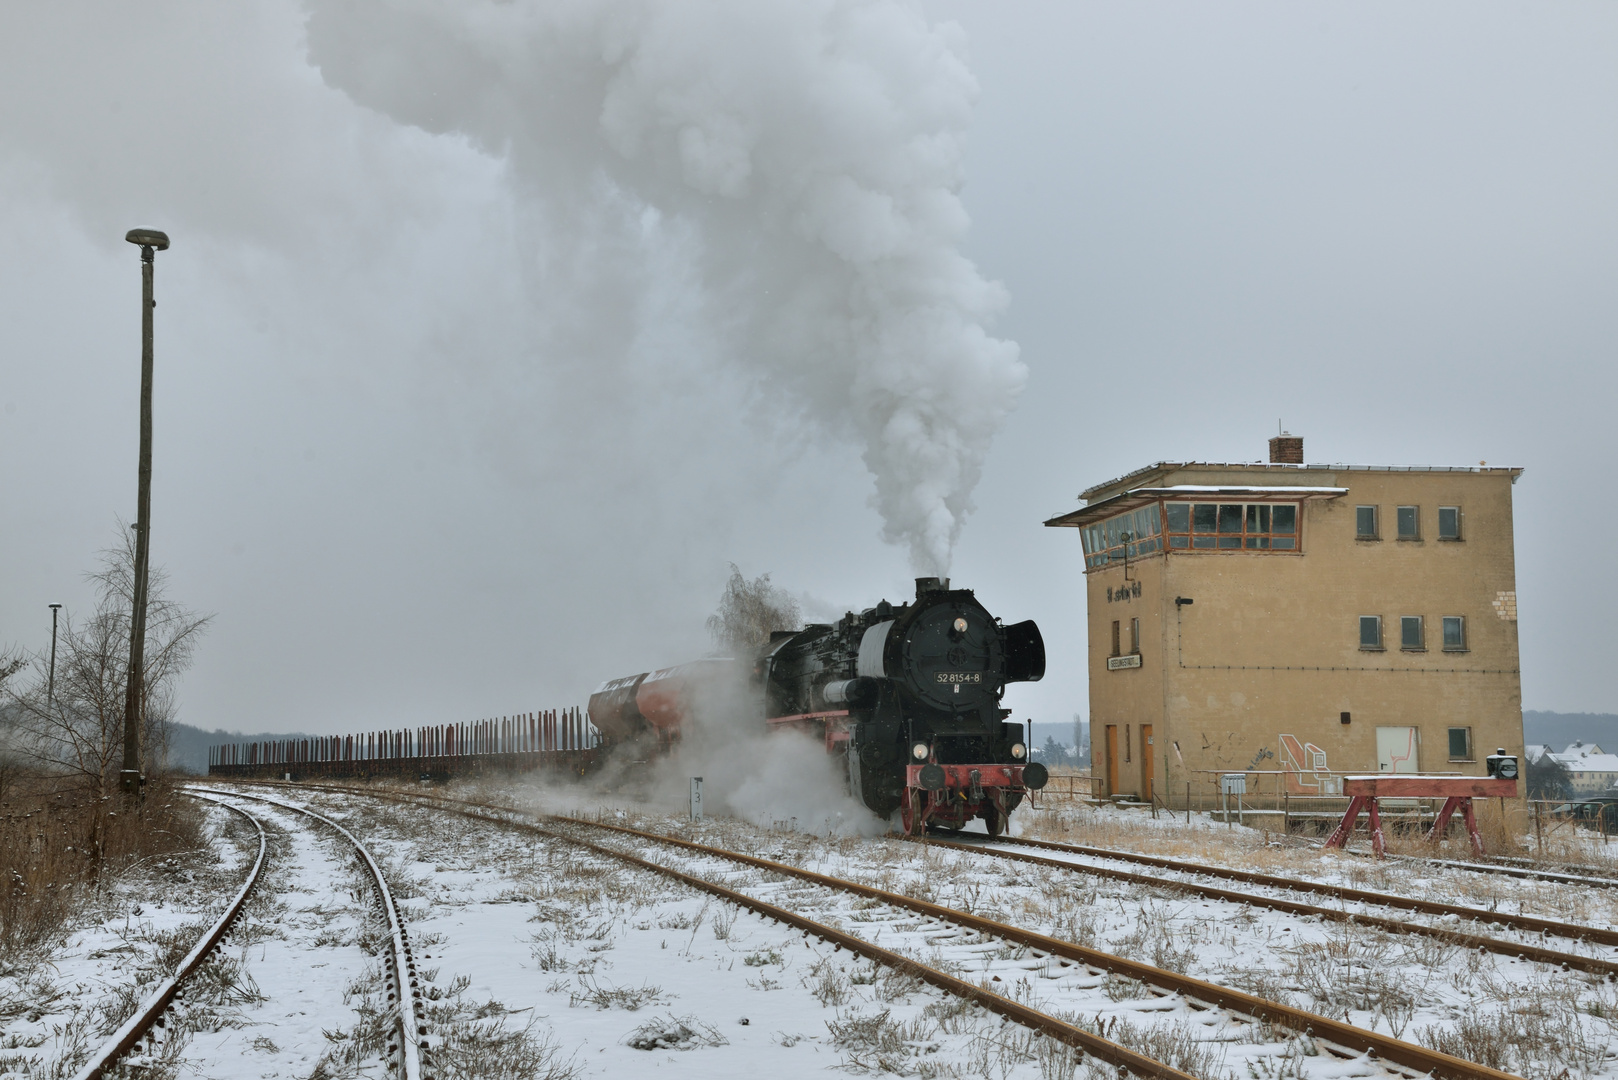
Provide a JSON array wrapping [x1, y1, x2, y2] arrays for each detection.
[[981, 801, 1004, 838], [900, 790, 924, 836]]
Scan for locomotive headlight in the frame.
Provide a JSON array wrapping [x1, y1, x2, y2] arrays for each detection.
[[1011, 742, 1026, 759], [953, 618, 967, 633], [912, 742, 930, 761]]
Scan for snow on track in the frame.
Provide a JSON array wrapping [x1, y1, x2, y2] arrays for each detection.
[[247, 785, 1193, 1079], [158, 793, 410, 1079], [202, 782, 1618, 1078]]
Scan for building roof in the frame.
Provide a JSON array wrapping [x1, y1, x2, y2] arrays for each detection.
[[1077, 461, 1525, 503], [1550, 748, 1618, 774], [1045, 485, 1346, 530]]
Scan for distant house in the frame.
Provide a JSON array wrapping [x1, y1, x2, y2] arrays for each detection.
[[1544, 742, 1618, 797]]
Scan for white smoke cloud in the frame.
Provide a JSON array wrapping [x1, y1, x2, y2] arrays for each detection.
[[304, 0, 1025, 573]]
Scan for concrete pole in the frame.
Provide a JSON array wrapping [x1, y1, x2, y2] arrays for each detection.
[[120, 229, 168, 795], [47, 603, 61, 710]]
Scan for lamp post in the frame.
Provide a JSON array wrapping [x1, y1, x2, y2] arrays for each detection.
[[47, 603, 61, 710], [120, 228, 169, 795]]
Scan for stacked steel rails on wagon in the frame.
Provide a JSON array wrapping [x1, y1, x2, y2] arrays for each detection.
[[589, 577, 1049, 835]]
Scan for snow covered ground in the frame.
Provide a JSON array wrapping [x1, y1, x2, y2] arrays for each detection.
[[11, 782, 1618, 1079]]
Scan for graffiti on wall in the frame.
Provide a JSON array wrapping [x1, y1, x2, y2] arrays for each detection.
[[1279, 734, 1339, 795]]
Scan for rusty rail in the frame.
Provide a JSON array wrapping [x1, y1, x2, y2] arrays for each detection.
[[1402, 853, 1618, 890], [72, 795, 268, 1080], [191, 789, 428, 1080], [231, 781, 1521, 1080], [211, 783, 1191, 1080], [967, 833, 1618, 960]]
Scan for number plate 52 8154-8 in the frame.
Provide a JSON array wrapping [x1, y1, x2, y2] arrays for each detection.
[[936, 672, 982, 683]]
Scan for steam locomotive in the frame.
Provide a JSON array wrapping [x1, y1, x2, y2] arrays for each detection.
[[588, 577, 1048, 835]]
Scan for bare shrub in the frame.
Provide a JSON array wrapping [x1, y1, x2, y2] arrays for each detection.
[[623, 1015, 728, 1051], [4, 532, 210, 793], [568, 976, 665, 1011], [1079, 1014, 1225, 1078], [825, 1008, 941, 1074], [805, 955, 853, 1007], [434, 1018, 579, 1080], [706, 565, 800, 650]]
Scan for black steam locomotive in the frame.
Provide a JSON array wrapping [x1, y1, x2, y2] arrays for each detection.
[[590, 577, 1048, 835]]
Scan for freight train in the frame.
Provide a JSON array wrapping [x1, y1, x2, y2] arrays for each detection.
[[588, 577, 1048, 835]]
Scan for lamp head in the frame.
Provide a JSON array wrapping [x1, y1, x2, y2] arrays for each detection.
[[124, 229, 170, 251]]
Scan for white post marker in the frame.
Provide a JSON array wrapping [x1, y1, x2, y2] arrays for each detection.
[[690, 776, 704, 821]]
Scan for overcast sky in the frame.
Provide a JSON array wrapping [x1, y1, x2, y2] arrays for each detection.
[[2, 2, 1614, 738]]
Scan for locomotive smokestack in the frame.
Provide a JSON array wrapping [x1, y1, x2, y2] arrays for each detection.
[[916, 577, 949, 597]]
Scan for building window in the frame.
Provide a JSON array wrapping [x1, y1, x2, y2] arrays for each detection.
[[1359, 616, 1383, 650], [1164, 502, 1298, 552], [1448, 727, 1473, 761], [1442, 616, 1467, 652], [1130, 617, 1140, 654], [1356, 506, 1379, 539], [1080, 504, 1164, 569], [1438, 506, 1462, 540], [1401, 615, 1425, 651], [1111, 620, 1121, 657], [1397, 506, 1420, 540]]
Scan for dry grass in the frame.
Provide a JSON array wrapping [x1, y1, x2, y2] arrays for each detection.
[[0, 772, 206, 962]]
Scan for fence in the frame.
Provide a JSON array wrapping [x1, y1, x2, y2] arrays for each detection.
[[208, 707, 600, 781], [1076, 768, 1530, 837], [1035, 770, 1096, 802]]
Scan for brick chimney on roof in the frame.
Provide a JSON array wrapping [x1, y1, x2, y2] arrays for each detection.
[[1269, 432, 1303, 464]]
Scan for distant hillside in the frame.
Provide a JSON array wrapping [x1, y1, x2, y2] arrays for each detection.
[[1524, 711, 1618, 753], [163, 722, 316, 775]]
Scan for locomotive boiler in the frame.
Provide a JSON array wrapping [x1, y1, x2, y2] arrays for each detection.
[[589, 577, 1049, 835]]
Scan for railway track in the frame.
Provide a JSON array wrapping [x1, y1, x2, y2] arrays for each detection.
[[229, 780, 1524, 1080], [211, 782, 1195, 1079], [71, 796, 267, 1080], [922, 832, 1618, 975], [73, 790, 429, 1080], [1407, 853, 1618, 890]]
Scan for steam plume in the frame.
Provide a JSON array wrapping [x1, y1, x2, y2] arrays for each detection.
[[306, 0, 1024, 572]]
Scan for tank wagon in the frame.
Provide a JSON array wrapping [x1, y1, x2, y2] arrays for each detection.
[[589, 577, 1048, 835]]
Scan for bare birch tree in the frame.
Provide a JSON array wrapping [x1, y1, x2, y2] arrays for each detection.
[[706, 564, 801, 652], [4, 529, 210, 795]]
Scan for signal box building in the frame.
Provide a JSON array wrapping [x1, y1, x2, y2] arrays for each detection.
[[1046, 435, 1525, 809]]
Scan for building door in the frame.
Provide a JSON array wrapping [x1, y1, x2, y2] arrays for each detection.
[[1104, 725, 1119, 794], [1141, 724, 1154, 802], [1376, 726, 1420, 774]]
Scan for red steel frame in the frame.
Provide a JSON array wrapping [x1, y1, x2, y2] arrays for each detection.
[[765, 713, 1035, 834], [903, 762, 1037, 835], [1324, 775, 1517, 858]]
